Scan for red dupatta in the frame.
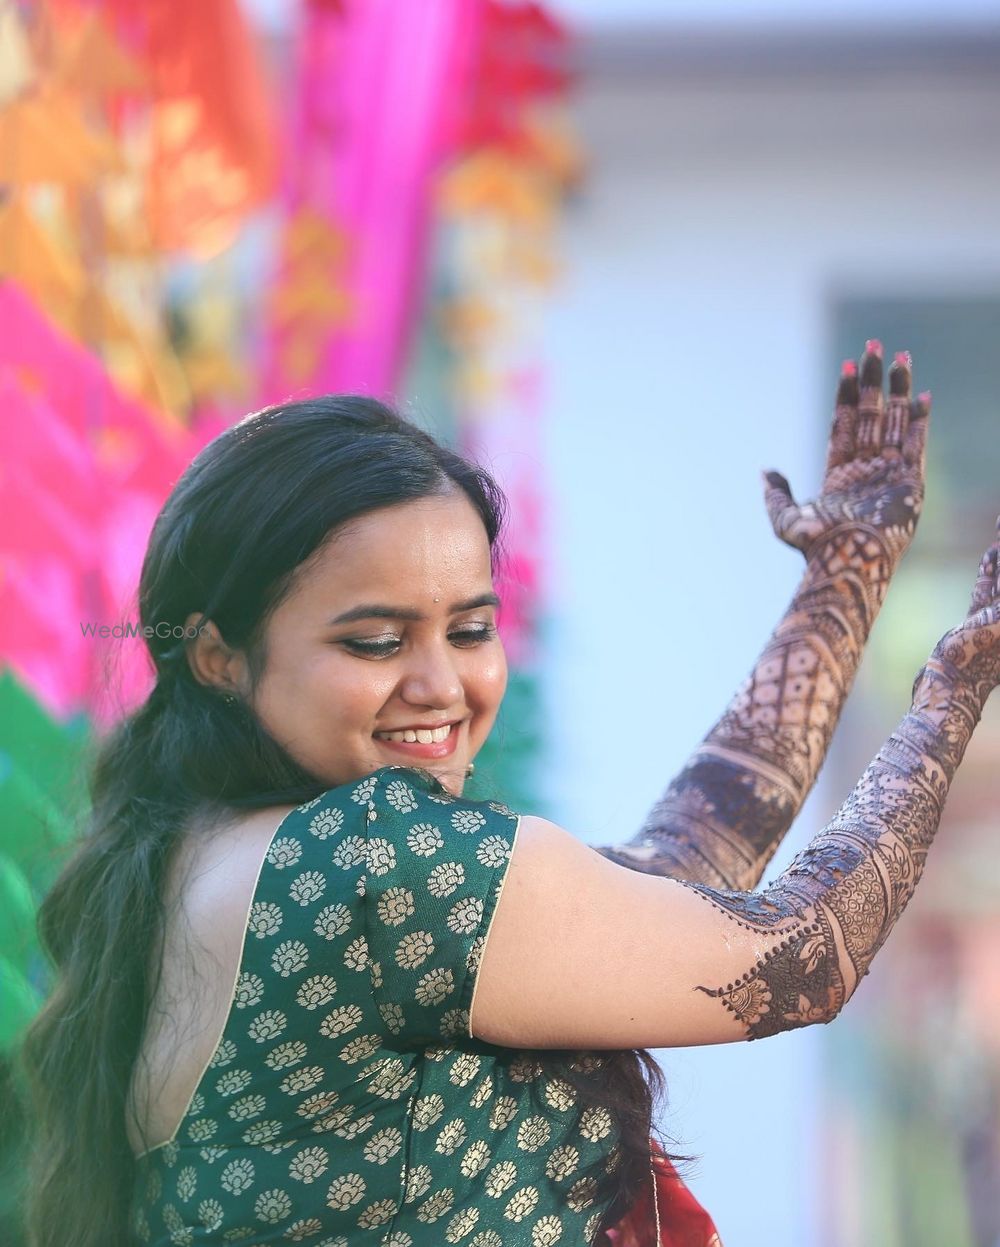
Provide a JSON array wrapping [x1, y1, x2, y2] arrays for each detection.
[[606, 1137, 724, 1247]]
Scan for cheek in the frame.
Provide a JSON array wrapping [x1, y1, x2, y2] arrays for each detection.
[[258, 647, 396, 726], [473, 647, 508, 709], [314, 655, 398, 721]]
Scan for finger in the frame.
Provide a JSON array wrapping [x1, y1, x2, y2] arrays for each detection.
[[969, 514, 1000, 610], [825, 359, 859, 473], [883, 350, 912, 451], [762, 469, 801, 547], [855, 339, 884, 457], [991, 513, 1000, 588], [970, 545, 997, 614], [763, 469, 795, 519], [902, 390, 931, 473]]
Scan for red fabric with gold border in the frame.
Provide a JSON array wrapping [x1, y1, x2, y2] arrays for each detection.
[[606, 1137, 724, 1247]]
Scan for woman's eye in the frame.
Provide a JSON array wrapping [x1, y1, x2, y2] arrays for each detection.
[[342, 637, 400, 657], [449, 624, 498, 647], [342, 624, 497, 658]]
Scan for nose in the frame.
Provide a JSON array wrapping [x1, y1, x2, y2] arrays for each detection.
[[399, 640, 464, 710]]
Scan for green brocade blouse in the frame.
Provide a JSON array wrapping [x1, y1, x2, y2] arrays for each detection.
[[132, 765, 621, 1246]]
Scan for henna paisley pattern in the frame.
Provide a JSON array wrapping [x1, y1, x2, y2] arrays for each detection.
[[680, 529, 1000, 1040], [596, 343, 931, 891]]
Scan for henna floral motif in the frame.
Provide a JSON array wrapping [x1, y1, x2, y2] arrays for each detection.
[[595, 343, 932, 891], [682, 530, 1000, 1039]]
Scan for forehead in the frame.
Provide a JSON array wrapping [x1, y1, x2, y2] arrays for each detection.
[[297, 493, 493, 598]]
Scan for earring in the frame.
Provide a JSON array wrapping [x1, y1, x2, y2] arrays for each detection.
[[223, 692, 239, 706], [465, 762, 475, 779]]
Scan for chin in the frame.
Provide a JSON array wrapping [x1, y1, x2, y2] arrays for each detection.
[[428, 762, 467, 796]]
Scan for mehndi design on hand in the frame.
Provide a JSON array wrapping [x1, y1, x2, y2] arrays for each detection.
[[595, 343, 931, 890], [681, 526, 1000, 1038]]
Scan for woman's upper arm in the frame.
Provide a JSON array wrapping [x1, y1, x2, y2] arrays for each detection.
[[470, 814, 831, 1050]]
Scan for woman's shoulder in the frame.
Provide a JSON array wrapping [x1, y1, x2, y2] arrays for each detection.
[[182, 765, 521, 888]]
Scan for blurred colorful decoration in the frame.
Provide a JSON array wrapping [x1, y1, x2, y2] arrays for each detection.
[[0, 0, 275, 732], [437, 0, 582, 641], [0, 281, 218, 723], [260, 0, 486, 399], [45, 0, 277, 256]]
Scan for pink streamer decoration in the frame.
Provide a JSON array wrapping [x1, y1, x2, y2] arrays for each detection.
[[260, 0, 485, 402], [0, 282, 214, 724], [463, 365, 549, 667]]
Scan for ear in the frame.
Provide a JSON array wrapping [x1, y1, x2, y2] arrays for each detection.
[[184, 613, 248, 694]]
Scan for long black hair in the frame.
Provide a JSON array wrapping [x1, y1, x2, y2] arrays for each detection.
[[18, 394, 678, 1247]]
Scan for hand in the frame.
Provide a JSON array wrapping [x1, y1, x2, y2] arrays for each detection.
[[927, 521, 1000, 701], [763, 341, 931, 564]]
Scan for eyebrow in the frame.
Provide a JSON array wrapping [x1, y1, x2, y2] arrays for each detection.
[[328, 592, 501, 626]]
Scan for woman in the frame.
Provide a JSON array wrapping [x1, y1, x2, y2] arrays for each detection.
[[19, 343, 999, 1246]]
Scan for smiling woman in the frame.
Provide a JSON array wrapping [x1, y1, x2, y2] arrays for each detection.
[[17, 394, 676, 1247], [181, 491, 508, 790], [17, 372, 1000, 1247]]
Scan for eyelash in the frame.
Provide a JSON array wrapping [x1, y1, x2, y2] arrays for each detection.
[[342, 624, 498, 658]]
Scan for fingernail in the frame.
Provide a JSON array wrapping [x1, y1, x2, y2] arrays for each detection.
[[893, 350, 912, 368], [840, 359, 857, 376], [918, 390, 931, 403], [865, 339, 883, 358]]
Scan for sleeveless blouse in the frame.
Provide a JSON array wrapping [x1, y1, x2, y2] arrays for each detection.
[[131, 764, 623, 1246]]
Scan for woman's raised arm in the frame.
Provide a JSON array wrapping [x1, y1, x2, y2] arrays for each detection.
[[593, 342, 930, 890], [470, 525, 999, 1050]]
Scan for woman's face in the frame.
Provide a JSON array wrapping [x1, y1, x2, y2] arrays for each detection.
[[246, 490, 507, 796]]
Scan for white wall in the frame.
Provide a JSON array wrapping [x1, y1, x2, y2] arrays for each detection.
[[553, 0, 1000, 30], [539, 41, 1000, 1246]]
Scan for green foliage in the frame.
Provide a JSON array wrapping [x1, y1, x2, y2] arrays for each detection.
[[464, 665, 544, 812], [0, 670, 92, 1247]]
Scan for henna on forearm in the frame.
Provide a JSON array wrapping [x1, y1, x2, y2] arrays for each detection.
[[680, 656, 989, 1039], [594, 346, 930, 890], [597, 524, 898, 889]]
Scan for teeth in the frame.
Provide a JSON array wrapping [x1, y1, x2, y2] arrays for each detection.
[[376, 724, 453, 744]]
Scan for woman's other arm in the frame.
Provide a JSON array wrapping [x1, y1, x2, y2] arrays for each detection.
[[470, 528, 998, 1049], [593, 342, 930, 889]]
